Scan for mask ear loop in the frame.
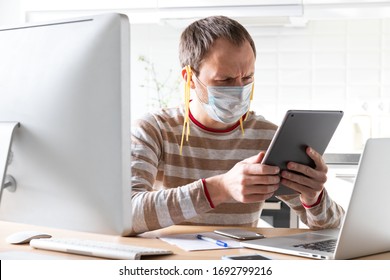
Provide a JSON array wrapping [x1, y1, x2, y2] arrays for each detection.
[[239, 82, 255, 135], [180, 65, 192, 155]]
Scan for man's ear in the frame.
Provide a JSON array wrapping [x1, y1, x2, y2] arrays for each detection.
[[181, 67, 195, 89]]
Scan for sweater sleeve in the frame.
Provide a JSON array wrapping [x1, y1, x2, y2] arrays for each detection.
[[277, 188, 345, 229], [129, 114, 213, 236]]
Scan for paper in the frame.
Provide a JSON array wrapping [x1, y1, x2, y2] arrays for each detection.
[[159, 232, 243, 251]]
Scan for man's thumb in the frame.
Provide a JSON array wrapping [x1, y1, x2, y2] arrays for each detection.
[[245, 151, 265, 164]]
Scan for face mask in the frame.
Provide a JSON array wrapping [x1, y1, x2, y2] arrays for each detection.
[[196, 78, 254, 124], [180, 66, 254, 155]]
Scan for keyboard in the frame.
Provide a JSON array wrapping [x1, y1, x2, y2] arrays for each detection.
[[293, 239, 337, 253], [30, 238, 173, 260]]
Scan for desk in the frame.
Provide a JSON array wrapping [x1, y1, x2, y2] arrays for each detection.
[[1, 221, 389, 260]]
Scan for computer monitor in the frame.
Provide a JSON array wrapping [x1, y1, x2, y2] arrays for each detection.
[[0, 13, 132, 236]]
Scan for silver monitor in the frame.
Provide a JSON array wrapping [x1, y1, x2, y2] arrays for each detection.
[[0, 13, 132, 235]]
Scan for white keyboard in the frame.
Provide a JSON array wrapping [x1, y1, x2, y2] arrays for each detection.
[[30, 238, 173, 260]]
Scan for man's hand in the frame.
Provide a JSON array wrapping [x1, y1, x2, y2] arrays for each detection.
[[205, 152, 280, 206], [280, 147, 328, 206]]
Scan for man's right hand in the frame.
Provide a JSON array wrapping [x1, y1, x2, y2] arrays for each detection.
[[205, 152, 280, 206]]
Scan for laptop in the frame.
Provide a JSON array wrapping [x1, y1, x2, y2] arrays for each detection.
[[242, 138, 390, 259]]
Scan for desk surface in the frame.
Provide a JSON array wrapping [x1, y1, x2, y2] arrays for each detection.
[[1, 221, 389, 260]]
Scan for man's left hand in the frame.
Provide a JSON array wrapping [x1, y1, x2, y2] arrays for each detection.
[[280, 147, 327, 206]]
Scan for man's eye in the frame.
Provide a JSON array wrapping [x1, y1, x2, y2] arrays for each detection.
[[221, 78, 233, 82], [214, 78, 233, 85]]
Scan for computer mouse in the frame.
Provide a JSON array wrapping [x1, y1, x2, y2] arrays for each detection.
[[6, 231, 52, 245]]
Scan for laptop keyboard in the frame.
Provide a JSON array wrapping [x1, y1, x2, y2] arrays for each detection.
[[293, 239, 337, 253]]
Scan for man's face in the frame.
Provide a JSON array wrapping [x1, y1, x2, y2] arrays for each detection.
[[189, 37, 256, 129], [195, 38, 256, 90]]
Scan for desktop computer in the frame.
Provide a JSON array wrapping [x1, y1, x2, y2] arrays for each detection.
[[0, 13, 132, 235]]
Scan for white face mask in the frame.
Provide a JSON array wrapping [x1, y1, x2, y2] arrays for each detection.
[[196, 79, 254, 124]]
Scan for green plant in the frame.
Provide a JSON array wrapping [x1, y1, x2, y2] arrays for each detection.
[[138, 55, 181, 109]]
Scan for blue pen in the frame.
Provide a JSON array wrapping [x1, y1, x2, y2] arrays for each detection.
[[196, 234, 228, 247]]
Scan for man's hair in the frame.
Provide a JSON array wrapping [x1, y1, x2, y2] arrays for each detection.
[[179, 16, 256, 74]]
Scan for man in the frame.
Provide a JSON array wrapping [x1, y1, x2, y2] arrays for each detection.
[[130, 16, 344, 235]]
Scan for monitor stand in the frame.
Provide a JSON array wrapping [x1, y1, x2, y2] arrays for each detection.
[[0, 122, 19, 204]]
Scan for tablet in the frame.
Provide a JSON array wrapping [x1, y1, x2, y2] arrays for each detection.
[[262, 110, 344, 196]]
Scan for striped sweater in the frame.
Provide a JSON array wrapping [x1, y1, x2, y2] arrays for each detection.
[[130, 107, 344, 235]]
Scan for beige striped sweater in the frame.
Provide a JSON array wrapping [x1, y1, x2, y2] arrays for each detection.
[[130, 107, 344, 235]]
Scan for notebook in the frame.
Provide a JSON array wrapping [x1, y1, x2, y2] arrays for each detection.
[[242, 138, 390, 259]]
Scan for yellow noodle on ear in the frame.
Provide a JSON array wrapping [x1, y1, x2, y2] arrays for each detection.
[[180, 65, 192, 155], [239, 117, 244, 136]]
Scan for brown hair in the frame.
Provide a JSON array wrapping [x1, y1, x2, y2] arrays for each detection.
[[179, 16, 256, 74]]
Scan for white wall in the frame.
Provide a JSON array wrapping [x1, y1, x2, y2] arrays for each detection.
[[0, 0, 22, 25], [250, 19, 390, 152]]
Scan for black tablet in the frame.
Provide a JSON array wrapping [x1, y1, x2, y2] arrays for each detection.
[[262, 110, 344, 196]]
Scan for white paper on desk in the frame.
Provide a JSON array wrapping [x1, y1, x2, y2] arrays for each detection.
[[159, 232, 242, 251]]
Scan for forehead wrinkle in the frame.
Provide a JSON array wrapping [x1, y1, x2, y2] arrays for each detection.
[[198, 39, 255, 82]]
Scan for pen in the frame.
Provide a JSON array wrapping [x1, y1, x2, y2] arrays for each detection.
[[196, 234, 228, 247]]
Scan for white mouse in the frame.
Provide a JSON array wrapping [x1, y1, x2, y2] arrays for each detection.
[[6, 231, 52, 245]]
